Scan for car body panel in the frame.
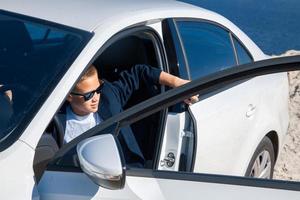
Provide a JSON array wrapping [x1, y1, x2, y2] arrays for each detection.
[[0, 140, 35, 199], [188, 72, 289, 176], [190, 77, 262, 176]]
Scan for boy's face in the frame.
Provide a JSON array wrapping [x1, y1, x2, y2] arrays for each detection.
[[67, 73, 101, 116]]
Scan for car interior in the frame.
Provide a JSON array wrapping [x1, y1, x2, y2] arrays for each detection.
[[33, 30, 166, 180], [0, 20, 36, 125], [95, 32, 165, 167], [0, 19, 82, 135]]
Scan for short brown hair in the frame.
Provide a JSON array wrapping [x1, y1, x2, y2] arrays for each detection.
[[78, 64, 98, 83]]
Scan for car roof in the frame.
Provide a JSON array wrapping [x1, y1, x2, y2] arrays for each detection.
[[1, 0, 206, 31]]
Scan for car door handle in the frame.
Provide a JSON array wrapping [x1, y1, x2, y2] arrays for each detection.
[[246, 104, 256, 118]]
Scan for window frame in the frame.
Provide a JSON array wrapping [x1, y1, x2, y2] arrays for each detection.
[[162, 19, 190, 80], [231, 33, 254, 65], [170, 18, 254, 79]]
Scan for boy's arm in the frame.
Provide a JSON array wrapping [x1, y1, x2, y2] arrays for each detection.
[[111, 64, 161, 107], [111, 64, 198, 106], [159, 71, 199, 105]]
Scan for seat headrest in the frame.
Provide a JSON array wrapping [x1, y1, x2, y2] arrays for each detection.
[[95, 36, 148, 81]]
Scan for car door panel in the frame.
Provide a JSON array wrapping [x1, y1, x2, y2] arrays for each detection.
[[155, 177, 300, 200], [162, 18, 271, 176], [189, 77, 263, 176], [38, 55, 300, 199], [38, 170, 300, 200]]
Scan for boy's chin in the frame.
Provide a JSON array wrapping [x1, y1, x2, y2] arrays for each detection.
[[90, 107, 98, 113]]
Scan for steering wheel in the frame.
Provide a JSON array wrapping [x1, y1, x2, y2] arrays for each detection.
[[1, 84, 65, 147], [0, 83, 32, 100], [0, 84, 66, 149]]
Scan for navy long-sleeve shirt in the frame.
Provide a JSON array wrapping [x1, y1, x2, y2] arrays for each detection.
[[97, 64, 162, 163]]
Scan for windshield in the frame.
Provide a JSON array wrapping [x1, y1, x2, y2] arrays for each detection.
[[0, 11, 92, 147]]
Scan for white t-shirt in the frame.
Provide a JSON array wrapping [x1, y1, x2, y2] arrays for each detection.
[[64, 106, 102, 143]]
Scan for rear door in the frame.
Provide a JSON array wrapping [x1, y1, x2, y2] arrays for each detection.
[[163, 18, 267, 176]]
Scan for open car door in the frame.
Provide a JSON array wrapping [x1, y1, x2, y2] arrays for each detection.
[[37, 56, 300, 199]]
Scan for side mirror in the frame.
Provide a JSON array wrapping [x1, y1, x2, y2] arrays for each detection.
[[77, 134, 125, 190]]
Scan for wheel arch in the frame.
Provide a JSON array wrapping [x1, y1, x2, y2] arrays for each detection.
[[266, 131, 279, 162]]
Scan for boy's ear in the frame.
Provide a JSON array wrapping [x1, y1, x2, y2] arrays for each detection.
[[67, 94, 72, 102]]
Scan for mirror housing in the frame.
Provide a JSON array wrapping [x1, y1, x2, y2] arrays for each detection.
[[77, 134, 125, 190]]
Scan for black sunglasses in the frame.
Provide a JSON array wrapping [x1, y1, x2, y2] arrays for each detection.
[[71, 84, 103, 101]]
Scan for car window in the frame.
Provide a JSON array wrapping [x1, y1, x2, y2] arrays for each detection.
[[175, 20, 237, 80], [232, 36, 253, 65], [38, 28, 166, 174], [25, 23, 67, 42], [0, 11, 91, 148]]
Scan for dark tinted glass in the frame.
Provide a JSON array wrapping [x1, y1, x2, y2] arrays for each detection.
[[233, 37, 253, 65], [176, 21, 237, 79], [25, 24, 47, 41], [0, 12, 91, 145]]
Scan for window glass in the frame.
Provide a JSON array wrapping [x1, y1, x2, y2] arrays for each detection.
[[176, 21, 237, 79], [233, 37, 253, 65], [25, 23, 47, 41], [0, 12, 91, 146], [25, 23, 68, 42], [48, 30, 66, 40]]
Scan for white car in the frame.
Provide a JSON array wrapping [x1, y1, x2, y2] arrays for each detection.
[[0, 0, 297, 199]]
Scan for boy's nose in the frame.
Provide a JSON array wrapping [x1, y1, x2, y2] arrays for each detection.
[[91, 93, 99, 102]]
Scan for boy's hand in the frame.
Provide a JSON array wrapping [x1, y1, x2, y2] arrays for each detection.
[[174, 78, 199, 105], [159, 71, 199, 105]]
